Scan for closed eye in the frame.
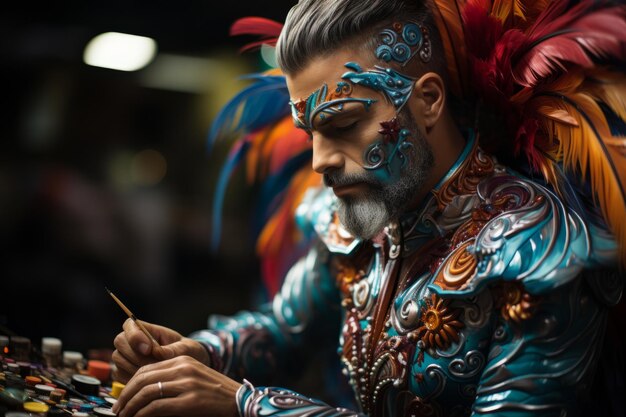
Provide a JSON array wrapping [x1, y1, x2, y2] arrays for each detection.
[[335, 121, 358, 133]]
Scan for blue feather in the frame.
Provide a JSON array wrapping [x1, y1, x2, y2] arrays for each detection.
[[254, 150, 312, 233], [211, 140, 251, 251], [207, 74, 290, 151]]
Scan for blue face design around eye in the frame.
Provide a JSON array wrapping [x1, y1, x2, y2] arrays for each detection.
[[375, 22, 432, 65], [289, 81, 377, 132]]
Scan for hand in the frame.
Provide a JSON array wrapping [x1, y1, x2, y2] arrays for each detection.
[[111, 355, 241, 417], [112, 319, 210, 383]]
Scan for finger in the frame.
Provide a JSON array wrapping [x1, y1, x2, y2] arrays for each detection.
[[112, 367, 133, 385], [114, 359, 179, 413], [133, 396, 187, 417], [123, 319, 154, 357], [112, 350, 140, 377], [114, 332, 156, 368], [117, 380, 162, 417]]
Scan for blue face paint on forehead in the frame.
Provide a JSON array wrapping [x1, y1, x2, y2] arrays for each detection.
[[341, 62, 416, 111], [376, 22, 432, 65]]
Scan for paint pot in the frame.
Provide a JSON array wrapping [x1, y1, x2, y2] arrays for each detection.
[[63, 351, 84, 369], [71, 374, 100, 396], [9, 337, 30, 361], [0, 335, 9, 355], [94, 406, 117, 416], [17, 362, 31, 378], [104, 397, 117, 406], [35, 384, 55, 396], [25, 376, 42, 387], [41, 338, 62, 368], [49, 389, 65, 403], [23, 401, 49, 416], [110, 381, 124, 399], [87, 360, 111, 383]]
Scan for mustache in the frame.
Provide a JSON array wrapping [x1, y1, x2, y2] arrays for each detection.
[[323, 170, 381, 188]]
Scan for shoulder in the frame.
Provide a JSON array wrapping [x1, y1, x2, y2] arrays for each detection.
[[295, 186, 362, 255], [430, 171, 617, 297]]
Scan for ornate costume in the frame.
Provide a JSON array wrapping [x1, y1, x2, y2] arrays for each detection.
[[196, 1, 626, 416]]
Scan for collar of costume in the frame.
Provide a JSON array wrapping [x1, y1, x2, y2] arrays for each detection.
[[398, 129, 490, 253]]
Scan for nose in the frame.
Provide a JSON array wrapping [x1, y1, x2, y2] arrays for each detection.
[[311, 134, 344, 174]]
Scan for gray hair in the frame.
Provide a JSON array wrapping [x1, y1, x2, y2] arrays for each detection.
[[276, 0, 445, 79]]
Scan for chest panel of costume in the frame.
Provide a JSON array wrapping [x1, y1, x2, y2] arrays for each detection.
[[336, 246, 496, 417]]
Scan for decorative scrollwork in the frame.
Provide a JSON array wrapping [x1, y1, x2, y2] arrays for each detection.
[[449, 350, 486, 379], [375, 22, 430, 65]]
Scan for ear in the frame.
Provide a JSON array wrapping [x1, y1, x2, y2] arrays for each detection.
[[412, 72, 446, 130]]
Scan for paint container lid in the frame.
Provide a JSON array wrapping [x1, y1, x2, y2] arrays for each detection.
[[87, 360, 111, 382], [71, 374, 101, 396], [72, 412, 90, 417], [0, 336, 8, 347], [42, 338, 62, 354], [87, 395, 106, 405], [110, 381, 124, 398], [50, 389, 65, 402], [5, 413, 30, 417], [25, 376, 42, 386], [80, 403, 95, 412], [23, 401, 50, 413], [94, 406, 117, 416], [35, 383, 55, 395], [7, 363, 19, 373], [63, 351, 84, 367], [104, 397, 117, 406]]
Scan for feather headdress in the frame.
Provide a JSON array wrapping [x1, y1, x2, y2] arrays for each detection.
[[431, 0, 626, 264], [209, 18, 320, 296], [211, 3, 626, 297]]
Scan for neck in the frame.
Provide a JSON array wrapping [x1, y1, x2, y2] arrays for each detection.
[[406, 111, 466, 211]]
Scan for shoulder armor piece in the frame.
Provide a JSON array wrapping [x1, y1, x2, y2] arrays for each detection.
[[430, 174, 616, 297], [295, 186, 362, 255]]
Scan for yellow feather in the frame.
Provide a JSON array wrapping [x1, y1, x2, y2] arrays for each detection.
[[550, 93, 626, 264]]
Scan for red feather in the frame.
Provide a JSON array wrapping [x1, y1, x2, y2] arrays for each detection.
[[230, 17, 284, 52], [513, 2, 626, 87]]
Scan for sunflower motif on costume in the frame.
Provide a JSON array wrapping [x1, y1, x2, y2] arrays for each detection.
[[415, 293, 464, 351]]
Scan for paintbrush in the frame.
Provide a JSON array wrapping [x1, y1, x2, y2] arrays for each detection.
[[105, 287, 160, 347]]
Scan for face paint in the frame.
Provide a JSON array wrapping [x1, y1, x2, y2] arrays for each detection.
[[290, 61, 422, 183], [338, 63, 419, 181], [363, 117, 413, 181], [290, 81, 377, 132], [341, 62, 415, 111], [376, 22, 432, 65]]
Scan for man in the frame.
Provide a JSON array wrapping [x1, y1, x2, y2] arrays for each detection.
[[111, 0, 626, 416]]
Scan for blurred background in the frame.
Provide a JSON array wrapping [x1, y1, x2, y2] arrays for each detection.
[[0, 0, 297, 358]]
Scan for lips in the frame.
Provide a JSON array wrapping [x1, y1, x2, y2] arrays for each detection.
[[332, 182, 364, 198]]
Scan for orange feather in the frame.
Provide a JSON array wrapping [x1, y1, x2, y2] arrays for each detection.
[[431, 0, 470, 98]]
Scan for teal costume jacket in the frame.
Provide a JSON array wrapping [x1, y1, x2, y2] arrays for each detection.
[[192, 135, 621, 417]]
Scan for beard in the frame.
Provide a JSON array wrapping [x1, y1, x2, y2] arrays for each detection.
[[324, 110, 434, 240]]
